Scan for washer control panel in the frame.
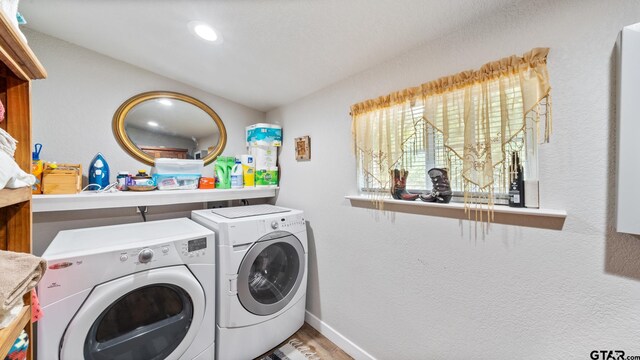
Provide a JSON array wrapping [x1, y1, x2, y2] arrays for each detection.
[[180, 237, 208, 257], [278, 214, 306, 231]]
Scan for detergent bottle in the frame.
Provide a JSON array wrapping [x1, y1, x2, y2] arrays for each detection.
[[88, 153, 110, 190], [231, 158, 244, 189], [31, 143, 43, 194], [214, 156, 233, 189]]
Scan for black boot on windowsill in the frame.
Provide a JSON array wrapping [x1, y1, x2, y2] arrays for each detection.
[[419, 168, 453, 203]]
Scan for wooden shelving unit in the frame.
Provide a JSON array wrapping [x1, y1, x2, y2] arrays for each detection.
[[0, 306, 30, 358], [0, 9, 46, 360]]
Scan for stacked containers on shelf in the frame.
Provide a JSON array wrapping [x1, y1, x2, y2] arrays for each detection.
[[246, 123, 281, 187], [151, 159, 203, 190]]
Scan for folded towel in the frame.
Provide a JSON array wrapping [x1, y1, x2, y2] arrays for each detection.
[[4, 329, 29, 360], [0, 251, 46, 313], [0, 128, 17, 157], [0, 98, 5, 122], [0, 151, 35, 190], [0, 299, 23, 329]]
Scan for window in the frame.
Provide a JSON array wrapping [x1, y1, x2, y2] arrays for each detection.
[[352, 48, 552, 208]]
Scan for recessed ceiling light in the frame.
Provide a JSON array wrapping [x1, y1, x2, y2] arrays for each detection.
[[147, 121, 159, 127], [188, 21, 223, 44], [158, 99, 172, 106]]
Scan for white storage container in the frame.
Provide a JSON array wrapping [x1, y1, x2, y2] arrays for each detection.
[[153, 174, 200, 190], [151, 158, 204, 175]]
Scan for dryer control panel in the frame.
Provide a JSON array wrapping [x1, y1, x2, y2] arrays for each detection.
[[115, 236, 213, 266]]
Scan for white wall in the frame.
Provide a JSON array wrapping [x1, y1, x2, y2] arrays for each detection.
[[268, 0, 640, 358], [26, 29, 265, 255]]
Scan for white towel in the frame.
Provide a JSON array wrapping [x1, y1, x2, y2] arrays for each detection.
[[0, 298, 23, 329], [0, 151, 35, 190], [0, 127, 17, 157]]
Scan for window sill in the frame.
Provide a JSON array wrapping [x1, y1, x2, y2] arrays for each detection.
[[345, 195, 566, 230]]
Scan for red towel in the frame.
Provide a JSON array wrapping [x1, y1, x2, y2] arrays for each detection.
[[30, 290, 42, 323]]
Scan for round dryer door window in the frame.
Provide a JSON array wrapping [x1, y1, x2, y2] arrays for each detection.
[[60, 266, 205, 360], [85, 284, 192, 360], [237, 231, 305, 316]]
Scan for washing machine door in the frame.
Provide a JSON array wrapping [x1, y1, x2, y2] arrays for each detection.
[[59, 266, 205, 360], [237, 231, 305, 316]]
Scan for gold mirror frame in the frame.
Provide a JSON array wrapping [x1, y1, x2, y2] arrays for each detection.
[[112, 91, 227, 166]]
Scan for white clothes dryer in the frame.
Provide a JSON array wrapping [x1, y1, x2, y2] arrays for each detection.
[[37, 218, 215, 360], [191, 205, 307, 360]]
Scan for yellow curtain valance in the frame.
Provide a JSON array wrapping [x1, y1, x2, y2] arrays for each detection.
[[350, 48, 550, 117], [351, 47, 552, 217]]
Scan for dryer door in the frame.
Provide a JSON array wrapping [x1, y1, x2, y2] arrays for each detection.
[[60, 266, 205, 360], [237, 231, 305, 316]]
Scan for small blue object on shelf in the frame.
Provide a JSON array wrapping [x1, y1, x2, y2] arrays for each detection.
[[16, 12, 26, 25], [88, 153, 110, 191], [4, 329, 28, 360]]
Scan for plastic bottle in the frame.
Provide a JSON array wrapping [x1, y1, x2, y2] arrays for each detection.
[[231, 159, 244, 189], [240, 155, 255, 187], [31, 143, 43, 194], [116, 171, 130, 191]]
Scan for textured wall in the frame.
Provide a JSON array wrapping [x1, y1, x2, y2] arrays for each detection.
[[267, 0, 640, 358], [26, 29, 265, 255]]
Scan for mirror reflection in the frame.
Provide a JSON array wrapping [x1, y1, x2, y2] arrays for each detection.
[[124, 98, 218, 160], [113, 91, 227, 166]]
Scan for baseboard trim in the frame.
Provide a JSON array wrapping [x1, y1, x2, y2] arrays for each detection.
[[305, 311, 376, 360]]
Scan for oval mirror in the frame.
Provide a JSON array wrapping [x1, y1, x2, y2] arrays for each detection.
[[112, 91, 227, 166]]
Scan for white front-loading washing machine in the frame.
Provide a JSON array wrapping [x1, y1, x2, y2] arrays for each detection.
[[191, 204, 307, 360], [37, 218, 215, 360]]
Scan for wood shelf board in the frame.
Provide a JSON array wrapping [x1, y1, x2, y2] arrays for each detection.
[[0, 12, 46, 80], [0, 187, 30, 208], [0, 305, 30, 359], [33, 187, 278, 212], [346, 195, 567, 230]]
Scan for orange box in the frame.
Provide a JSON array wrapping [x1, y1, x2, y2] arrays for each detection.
[[199, 177, 215, 189]]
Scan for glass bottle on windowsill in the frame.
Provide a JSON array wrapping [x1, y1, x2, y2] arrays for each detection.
[[508, 152, 525, 207]]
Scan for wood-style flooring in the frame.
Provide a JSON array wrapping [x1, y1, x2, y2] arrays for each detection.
[[256, 322, 354, 360]]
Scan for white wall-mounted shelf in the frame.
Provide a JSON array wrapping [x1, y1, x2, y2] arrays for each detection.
[[33, 187, 277, 212], [345, 195, 566, 230]]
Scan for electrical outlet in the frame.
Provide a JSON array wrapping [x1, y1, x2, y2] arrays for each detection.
[[136, 206, 148, 214]]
